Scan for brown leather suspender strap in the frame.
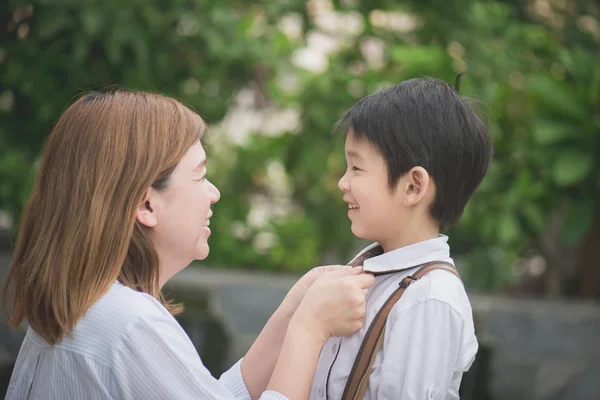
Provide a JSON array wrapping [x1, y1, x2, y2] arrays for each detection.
[[340, 261, 460, 400]]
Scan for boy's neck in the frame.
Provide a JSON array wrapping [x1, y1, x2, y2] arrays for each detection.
[[379, 220, 440, 253]]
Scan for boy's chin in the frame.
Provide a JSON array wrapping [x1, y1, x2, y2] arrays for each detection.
[[350, 224, 377, 243]]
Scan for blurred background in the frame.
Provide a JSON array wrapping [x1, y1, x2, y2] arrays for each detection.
[[0, 0, 599, 399]]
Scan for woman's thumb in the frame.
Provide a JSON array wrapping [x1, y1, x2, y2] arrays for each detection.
[[319, 264, 353, 273], [322, 265, 363, 278]]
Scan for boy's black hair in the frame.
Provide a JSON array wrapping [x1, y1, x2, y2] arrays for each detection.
[[335, 77, 493, 231]]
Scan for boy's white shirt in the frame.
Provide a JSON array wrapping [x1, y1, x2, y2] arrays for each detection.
[[309, 235, 478, 400]]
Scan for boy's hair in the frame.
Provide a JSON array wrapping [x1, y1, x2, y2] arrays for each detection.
[[335, 77, 493, 231]]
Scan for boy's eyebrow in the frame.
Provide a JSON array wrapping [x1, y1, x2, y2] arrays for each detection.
[[346, 150, 364, 161]]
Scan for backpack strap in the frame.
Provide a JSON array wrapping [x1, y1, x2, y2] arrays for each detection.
[[340, 261, 460, 400]]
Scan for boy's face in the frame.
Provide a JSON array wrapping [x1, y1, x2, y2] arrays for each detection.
[[338, 134, 407, 248]]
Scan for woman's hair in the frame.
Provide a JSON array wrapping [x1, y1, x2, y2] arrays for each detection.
[[1, 90, 205, 345]]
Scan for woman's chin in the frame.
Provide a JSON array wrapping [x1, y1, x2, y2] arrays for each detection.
[[194, 243, 210, 261]]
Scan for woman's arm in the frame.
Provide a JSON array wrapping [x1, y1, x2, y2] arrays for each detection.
[[112, 268, 372, 400], [240, 265, 350, 399], [244, 268, 375, 400], [261, 317, 325, 399], [240, 300, 295, 399]]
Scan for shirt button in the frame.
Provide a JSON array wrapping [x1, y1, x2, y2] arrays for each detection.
[[332, 343, 338, 353], [318, 387, 325, 397]]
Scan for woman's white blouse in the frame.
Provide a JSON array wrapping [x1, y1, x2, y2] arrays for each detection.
[[6, 282, 288, 400]]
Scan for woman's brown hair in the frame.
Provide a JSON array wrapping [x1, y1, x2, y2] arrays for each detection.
[[1, 90, 205, 345]]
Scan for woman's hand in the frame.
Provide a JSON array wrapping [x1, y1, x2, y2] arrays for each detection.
[[290, 267, 376, 343], [264, 268, 375, 399], [282, 265, 356, 314], [241, 266, 369, 400]]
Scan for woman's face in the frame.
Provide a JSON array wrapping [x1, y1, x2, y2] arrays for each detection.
[[137, 141, 220, 284]]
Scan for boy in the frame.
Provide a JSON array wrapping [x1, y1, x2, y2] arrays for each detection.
[[310, 78, 492, 399]]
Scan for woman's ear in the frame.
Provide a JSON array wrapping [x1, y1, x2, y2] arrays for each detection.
[[401, 166, 431, 206], [136, 189, 158, 228]]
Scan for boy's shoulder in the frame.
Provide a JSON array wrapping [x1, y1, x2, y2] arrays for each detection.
[[386, 267, 473, 319]]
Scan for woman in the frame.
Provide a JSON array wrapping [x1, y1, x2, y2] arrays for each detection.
[[1, 90, 375, 399]]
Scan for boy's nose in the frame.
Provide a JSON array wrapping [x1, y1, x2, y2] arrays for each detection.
[[338, 173, 350, 192]]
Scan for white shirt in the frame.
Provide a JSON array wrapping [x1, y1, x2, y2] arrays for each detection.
[[310, 236, 478, 400], [6, 282, 287, 400]]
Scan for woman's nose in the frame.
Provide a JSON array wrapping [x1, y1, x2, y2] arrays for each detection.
[[207, 180, 221, 203]]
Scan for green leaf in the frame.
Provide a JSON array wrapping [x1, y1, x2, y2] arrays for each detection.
[[389, 46, 448, 73], [562, 199, 594, 246], [558, 48, 594, 89], [527, 75, 587, 121], [532, 119, 576, 145], [521, 203, 545, 232], [590, 62, 600, 107], [553, 151, 593, 186], [81, 7, 104, 36], [498, 212, 520, 243]]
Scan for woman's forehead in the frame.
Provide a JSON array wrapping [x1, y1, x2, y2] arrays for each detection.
[[171, 142, 206, 176]]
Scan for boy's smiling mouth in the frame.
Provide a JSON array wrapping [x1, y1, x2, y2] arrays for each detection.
[[344, 197, 359, 210]]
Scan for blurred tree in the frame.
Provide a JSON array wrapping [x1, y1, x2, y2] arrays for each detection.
[[0, 0, 302, 215], [406, 0, 600, 297], [1, 0, 599, 297]]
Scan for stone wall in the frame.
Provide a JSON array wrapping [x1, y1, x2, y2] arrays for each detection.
[[167, 267, 600, 400], [472, 295, 600, 400], [0, 233, 25, 396], [1, 242, 600, 399]]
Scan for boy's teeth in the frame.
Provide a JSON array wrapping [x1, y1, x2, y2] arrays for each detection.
[[348, 204, 359, 209], [205, 219, 210, 226]]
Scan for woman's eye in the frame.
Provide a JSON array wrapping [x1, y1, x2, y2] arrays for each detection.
[[352, 166, 362, 172]]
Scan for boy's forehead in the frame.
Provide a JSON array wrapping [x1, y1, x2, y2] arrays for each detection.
[[344, 131, 361, 148], [345, 133, 372, 156]]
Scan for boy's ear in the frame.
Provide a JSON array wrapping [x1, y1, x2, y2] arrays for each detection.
[[400, 167, 431, 206], [136, 188, 159, 228]]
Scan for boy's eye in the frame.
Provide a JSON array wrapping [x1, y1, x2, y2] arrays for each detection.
[[352, 166, 362, 172]]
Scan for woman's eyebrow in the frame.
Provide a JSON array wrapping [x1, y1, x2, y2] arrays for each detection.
[[193, 159, 206, 172]]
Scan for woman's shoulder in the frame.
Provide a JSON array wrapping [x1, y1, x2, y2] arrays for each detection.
[[83, 282, 172, 331], [96, 282, 170, 317], [55, 283, 176, 363]]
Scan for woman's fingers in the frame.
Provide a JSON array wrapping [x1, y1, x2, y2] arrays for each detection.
[[290, 265, 378, 341], [353, 272, 376, 289]]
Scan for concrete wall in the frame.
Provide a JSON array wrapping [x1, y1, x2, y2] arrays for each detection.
[[167, 267, 600, 400], [0, 238, 25, 395], [2, 244, 600, 399], [472, 295, 600, 400]]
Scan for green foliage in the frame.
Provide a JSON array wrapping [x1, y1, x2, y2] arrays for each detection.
[[1, 0, 599, 292], [414, 1, 600, 289]]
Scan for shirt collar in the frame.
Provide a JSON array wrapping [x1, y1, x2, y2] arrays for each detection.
[[353, 235, 451, 274]]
